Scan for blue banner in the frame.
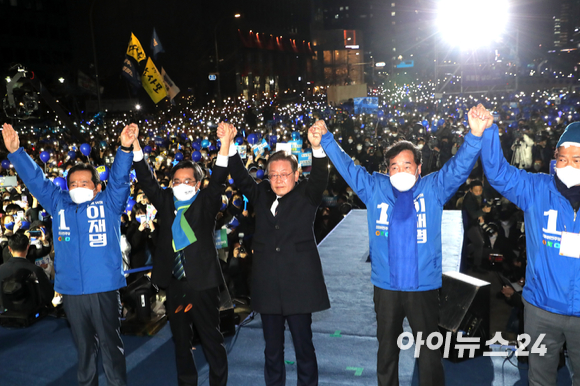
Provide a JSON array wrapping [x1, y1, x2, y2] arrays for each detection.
[[298, 151, 312, 167]]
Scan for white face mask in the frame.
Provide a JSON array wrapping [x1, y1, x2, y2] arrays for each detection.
[[390, 169, 418, 192], [417, 144, 424, 150], [356, 145, 363, 151], [348, 139, 353, 144], [173, 184, 197, 201], [556, 166, 580, 188], [69, 188, 95, 204]]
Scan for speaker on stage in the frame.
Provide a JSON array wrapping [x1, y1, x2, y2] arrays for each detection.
[[439, 271, 491, 362]]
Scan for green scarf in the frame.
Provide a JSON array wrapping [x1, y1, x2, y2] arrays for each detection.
[[171, 194, 198, 252]]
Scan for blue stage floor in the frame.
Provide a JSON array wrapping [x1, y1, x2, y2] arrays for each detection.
[[0, 210, 572, 385]]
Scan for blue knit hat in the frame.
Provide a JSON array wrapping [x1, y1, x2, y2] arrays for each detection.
[[557, 122, 580, 148]]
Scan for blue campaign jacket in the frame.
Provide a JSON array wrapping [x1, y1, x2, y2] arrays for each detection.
[[482, 125, 580, 316], [8, 148, 132, 295], [321, 131, 482, 291]]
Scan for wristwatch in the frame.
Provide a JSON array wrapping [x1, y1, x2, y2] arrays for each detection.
[[120, 144, 134, 151]]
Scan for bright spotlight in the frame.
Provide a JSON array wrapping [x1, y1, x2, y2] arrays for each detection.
[[437, 0, 509, 48]]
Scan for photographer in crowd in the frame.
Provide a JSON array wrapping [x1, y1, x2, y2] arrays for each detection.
[[462, 180, 492, 273]]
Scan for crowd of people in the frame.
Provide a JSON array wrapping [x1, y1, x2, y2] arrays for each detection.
[[0, 82, 579, 386]]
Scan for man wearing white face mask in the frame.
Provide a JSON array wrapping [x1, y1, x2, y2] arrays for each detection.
[[2, 122, 136, 386], [131, 125, 232, 386], [316, 108, 488, 386], [477, 107, 580, 386]]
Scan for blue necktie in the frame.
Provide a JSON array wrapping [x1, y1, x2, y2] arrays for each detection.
[[173, 250, 186, 280]]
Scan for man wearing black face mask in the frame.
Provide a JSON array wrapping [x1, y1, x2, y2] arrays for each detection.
[[228, 196, 244, 216], [131, 125, 233, 386]]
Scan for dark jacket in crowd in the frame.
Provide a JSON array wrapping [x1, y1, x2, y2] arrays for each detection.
[[0, 256, 53, 310], [462, 191, 485, 228]]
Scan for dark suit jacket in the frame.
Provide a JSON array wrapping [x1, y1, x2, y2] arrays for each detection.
[[133, 159, 227, 290], [0, 257, 54, 309], [228, 153, 330, 315]]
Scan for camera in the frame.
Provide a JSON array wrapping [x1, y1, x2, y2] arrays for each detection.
[[238, 232, 246, 254], [480, 222, 497, 236]]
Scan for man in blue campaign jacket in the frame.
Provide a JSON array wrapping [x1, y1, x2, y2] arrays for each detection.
[[3, 122, 136, 386], [474, 104, 580, 386], [316, 110, 488, 386]]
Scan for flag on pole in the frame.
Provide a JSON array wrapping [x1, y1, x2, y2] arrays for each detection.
[[150, 28, 165, 60], [126, 32, 146, 63], [161, 67, 180, 102], [121, 55, 142, 89], [141, 57, 167, 104]]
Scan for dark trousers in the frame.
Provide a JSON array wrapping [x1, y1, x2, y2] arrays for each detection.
[[524, 298, 580, 386], [261, 313, 318, 386], [166, 279, 228, 386], [373, 287, 444, 386], [63, 291, 127, 386], [467, 225, 485, 267]]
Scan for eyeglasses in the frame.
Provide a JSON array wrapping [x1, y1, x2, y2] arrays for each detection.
[[172, 178, 196, 186], [269, 172, 293, 181]]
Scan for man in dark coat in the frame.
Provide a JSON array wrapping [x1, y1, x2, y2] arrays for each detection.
[[0, 232, 53, 312], [131, 128, 232, 386], [462, 180, 491, 272], [218, 123, 330, 386]]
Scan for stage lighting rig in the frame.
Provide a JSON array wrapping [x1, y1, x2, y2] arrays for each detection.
[[2, 64, 82, 138]]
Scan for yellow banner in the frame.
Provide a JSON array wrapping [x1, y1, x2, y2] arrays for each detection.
[[141, 57, 167, 104], [126, 32, 146, 63]]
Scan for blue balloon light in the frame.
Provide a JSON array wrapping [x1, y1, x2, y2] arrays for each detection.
[[126, 199, 136, 213], [53, 176, 67, 190], [40, 151, 50, 163], [247, 133, 258, 145], [80, 143, 91, 156], [96, 165, 110, 181]]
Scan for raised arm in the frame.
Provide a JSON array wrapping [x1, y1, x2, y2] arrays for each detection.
[[132, 134, 166, 210], [431, 105, 487, 205], [476, 106, 535, 210], [105, 124, 137, 214], [304, 122, 329, 205], [198, 122, 234, 214], [318, 120, 375, 204], [217, 122, 260, 204], [3, 123, 60, 214]]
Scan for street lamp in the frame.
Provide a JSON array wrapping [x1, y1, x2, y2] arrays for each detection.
[[214, 13, 242, 107]]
